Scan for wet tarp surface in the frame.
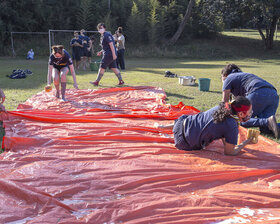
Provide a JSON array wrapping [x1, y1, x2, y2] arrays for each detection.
[[1, 86, 280, 224]]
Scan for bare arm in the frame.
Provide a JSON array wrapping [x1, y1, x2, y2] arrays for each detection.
[[109, 42, 117, 60], [47, 64, 53, 86], [0, 89, 5, 104], [69, 64, 78, 89], [88, 40, 92, 50], [222, 89, 231, 102], [223, 138, 252, 156]]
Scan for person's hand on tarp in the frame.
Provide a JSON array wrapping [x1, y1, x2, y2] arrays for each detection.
[[73, 83, 79, 89]]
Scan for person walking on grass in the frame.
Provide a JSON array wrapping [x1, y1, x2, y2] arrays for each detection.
[[161, 96, 254, 156], [47, 45, 78, 101], [90, 23, 124, 86], [221, 64, 279, 138]]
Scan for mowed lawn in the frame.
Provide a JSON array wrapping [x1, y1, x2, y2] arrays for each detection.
[[1, 57, 280, 112]]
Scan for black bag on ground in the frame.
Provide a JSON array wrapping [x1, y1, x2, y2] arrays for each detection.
[[7, 69, 33, 79]]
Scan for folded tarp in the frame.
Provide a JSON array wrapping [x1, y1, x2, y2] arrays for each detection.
[[0, 86, 280, 223]]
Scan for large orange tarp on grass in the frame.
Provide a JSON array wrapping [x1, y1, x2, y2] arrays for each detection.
[[1, 86, 280, 224]]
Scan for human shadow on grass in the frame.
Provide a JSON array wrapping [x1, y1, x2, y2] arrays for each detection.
[[166, 92, 194, 100], [204, 90, 222, 94]]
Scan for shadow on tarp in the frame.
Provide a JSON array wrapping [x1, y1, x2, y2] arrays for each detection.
[[0, 86, 280, 224]]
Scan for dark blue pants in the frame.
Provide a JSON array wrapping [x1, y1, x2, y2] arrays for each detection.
[[173, 115, 192, 151], [117, 49, 125, 70], [241, 87, 279, 134]]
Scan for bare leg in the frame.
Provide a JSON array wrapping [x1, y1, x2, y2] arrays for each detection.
[[77, 60, 81, 70], [82, 56, 87, 70], [60, 67, 69, 101], [52, 68, 60, 98]]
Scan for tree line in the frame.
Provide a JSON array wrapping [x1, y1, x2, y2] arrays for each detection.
[[1, 0, 280, 55]]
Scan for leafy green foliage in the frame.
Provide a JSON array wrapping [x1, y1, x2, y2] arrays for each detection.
[[76, 0, 93, 30]]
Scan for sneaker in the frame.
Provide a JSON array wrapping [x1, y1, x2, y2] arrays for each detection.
[[61, 97, 68, 102], [267, 115, 279, 138], [118, 80, 125, 86], [90, 81, 99, 86]]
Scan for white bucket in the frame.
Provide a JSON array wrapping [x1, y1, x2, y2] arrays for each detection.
[[178, 76, 196, 86]]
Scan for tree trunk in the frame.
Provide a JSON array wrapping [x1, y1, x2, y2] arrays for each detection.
[[168, 0, 195, 45], [257, 16, 279, 50]]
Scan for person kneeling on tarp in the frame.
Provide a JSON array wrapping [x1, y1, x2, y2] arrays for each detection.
[[164, 96, 254, 155], [47, 45, 79, 101], [221, 63, 279, 138]]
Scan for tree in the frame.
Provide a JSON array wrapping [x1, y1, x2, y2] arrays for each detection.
[[168, 0, 195, 45], [76, 0, 93, 30], [220, 0, 280, 49], [252, 0, 280, 49]]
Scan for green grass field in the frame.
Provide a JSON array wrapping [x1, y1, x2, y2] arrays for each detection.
[[1, 29, 280, 142]]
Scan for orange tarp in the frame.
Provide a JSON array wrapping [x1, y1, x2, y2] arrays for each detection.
[[0, 86, 280, 224]]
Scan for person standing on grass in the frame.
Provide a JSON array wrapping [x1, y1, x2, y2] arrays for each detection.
[[161, 96, 254, 156], [47, 45, 78, 101], [90, 23, 124, 86], [79, 29, 91, 70], [221, 63, 279, 138], [115, 27, 126, 71], [70, 31, 83, 70]]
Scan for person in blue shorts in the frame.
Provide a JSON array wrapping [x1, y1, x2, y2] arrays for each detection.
[[47, 45, 79, 101], [70, 31, 83, 69], [161, 97, 254, 155], [221, 64, 279, 138], [79, 29, 91, 70], [90, 23, 124, 86]]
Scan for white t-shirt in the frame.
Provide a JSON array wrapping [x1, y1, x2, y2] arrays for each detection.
[[117, 35, 125, 50]]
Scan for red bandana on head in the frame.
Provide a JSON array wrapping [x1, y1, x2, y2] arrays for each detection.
[[231, 104, 250, 113]]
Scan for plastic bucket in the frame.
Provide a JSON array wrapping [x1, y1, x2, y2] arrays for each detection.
[[90, 61, 101, 71], [198, 78, 211, 91]]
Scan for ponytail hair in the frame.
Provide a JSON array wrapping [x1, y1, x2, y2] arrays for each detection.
[[213, 96, 251, 123]]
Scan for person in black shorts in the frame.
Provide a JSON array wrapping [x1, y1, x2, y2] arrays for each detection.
[[70, 31, 83, 69], [79, 29, 91, 70], [47, 45, 79, 101], [90, 23, 124, 86]]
